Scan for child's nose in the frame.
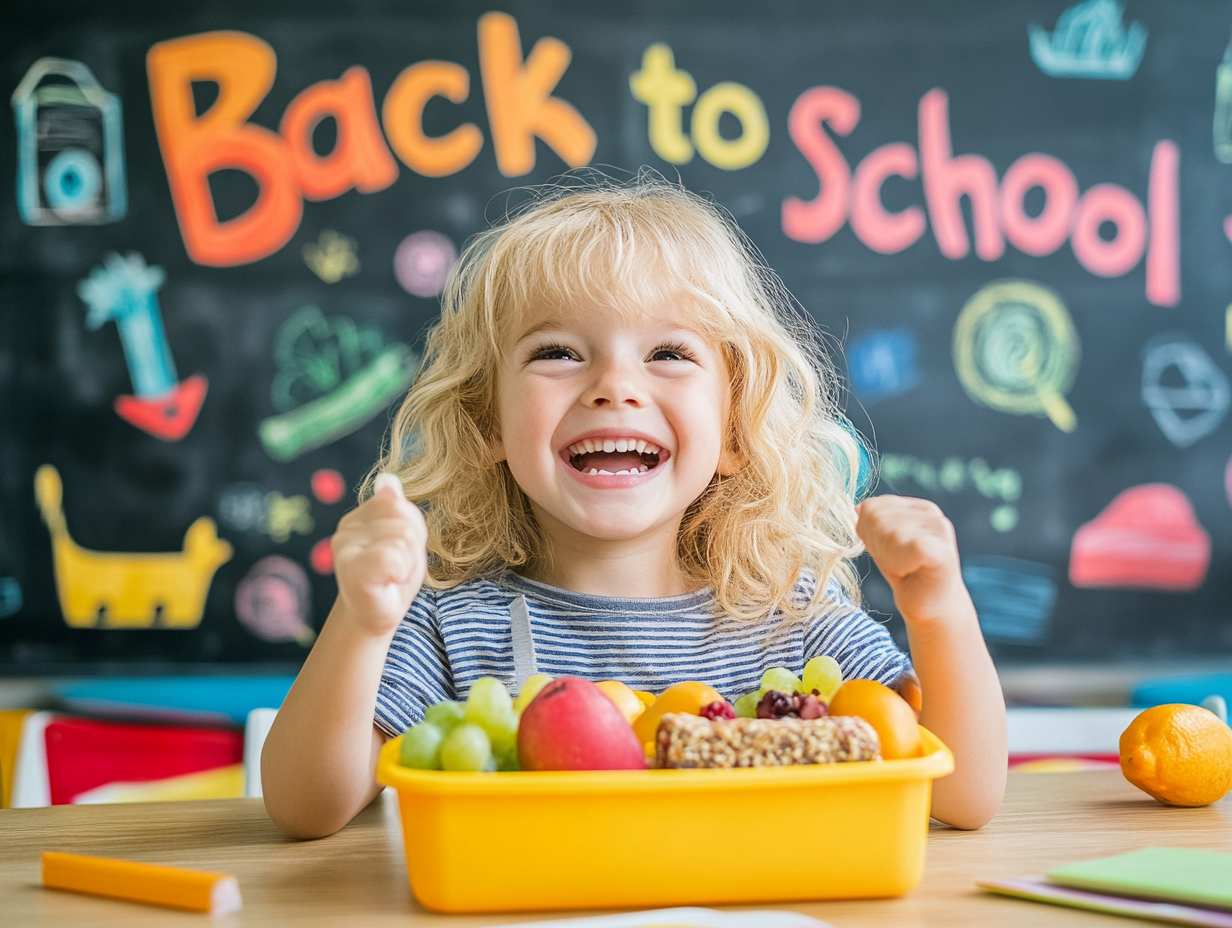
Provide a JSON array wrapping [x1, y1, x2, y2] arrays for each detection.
[[582, 356, 646, 408]]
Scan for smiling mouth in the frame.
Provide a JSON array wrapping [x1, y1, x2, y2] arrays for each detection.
[[565, 438, 664, 476]]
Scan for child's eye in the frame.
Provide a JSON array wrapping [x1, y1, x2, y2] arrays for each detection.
[[648, 342, 695, 362], [530, 343, 579, 362]]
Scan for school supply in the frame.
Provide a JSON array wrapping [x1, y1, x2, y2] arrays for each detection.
[[42, 851, 242, 914]]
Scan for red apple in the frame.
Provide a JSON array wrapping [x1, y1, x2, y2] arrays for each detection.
[[517, 676, 647, 771]]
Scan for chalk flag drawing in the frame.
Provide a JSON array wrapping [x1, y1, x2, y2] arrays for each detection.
[[1028, 0, 1146, 80], [1069, 484, 1210, 591], [77, 253, 207, 441], [848, 328, 920, 401], [953, 280, 1080, 433], [235, 556, 314, 646], [0, 578, 22, 618], [1216, 33, 1232, 164], [259, 305, 418, 462], [962, 556, 1058, 644], [1140, 337, 1230, 448], [11, 58, 126, 225], [394, 231, 457, 298], [302, 229, 360, 283], [34, 465, 232, 628], [880, 453, 1022, 531]]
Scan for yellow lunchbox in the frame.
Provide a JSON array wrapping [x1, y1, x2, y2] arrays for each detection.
[[377, 726, 953, 913]]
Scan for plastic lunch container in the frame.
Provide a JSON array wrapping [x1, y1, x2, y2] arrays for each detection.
[[376, 726, 954, 913]]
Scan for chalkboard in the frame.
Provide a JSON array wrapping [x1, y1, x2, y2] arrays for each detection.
[[2, 0, 1231, 673]]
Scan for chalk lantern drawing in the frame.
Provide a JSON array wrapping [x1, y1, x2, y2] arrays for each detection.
[[1028, 0, 1146, 80], [34, 465, 232, 629], [259, 305, 418, 462], [1140, 338, 1230, 449], [11, 58, 127, 225], [77, 252, 208, 441], [953, 280, 1080, 433]]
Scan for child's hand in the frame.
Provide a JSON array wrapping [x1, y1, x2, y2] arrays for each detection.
[[855, 495, 971, 628], [331, 473, 428, 638]]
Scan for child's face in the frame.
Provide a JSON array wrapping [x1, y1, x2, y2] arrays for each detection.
[[494, 301, 734, 548]]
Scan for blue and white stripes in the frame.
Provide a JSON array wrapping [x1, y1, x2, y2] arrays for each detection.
[[375, 572, 911, 737]]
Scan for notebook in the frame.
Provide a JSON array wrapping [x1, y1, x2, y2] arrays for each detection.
[[980, 878, 1232, 928], [1046, 848, 1232, 910]]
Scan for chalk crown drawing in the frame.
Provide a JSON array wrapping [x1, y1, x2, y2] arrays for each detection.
[[1029, 0, 1146, 80]]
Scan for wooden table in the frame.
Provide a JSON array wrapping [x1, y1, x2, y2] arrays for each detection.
[[3, 770, 1230, 927]]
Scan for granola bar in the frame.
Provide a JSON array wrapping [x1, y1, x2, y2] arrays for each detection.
[[654, 712, 881, 768]]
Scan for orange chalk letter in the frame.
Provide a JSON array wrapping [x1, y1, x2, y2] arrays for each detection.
[[477, 12, 596, 177], [147, 31, 302, 267], [382, 61, 483, 177], [280, 66, 398, 200]]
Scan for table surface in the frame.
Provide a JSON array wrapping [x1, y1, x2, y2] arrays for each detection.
[[2, 770, 1230, 927]]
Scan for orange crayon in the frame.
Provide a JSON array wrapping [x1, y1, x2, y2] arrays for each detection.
[[42, 851, 242, 914]]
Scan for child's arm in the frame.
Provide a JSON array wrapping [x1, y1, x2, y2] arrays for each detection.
[[261, 474, 427, 839], [855, 495, 1007, 830]]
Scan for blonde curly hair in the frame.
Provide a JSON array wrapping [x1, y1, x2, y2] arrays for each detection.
[[369, 174, 866, 622]]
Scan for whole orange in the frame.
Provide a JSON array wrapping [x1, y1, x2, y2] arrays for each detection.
[[1119, 704, 1232, 807], [828, 679, 921, 759]]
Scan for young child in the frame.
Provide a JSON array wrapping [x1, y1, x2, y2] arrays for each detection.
[[261, 178, 1006, 838]]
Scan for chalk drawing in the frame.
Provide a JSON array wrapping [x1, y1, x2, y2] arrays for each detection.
[[394, 231, 457, 298], [880, 453, 1021, 531], [1140, 337, 1230, 448], [259, 306, 418, 461], [953, 280, 1079, 432], [0, 578, 22, 618], [1069, 483, 1210, 591], [1226, 454, 1232, 510], [1216, 33, 1232, 164], [311, 469, 346, 504], [259, 492, 314, 544], [218, 483, 267, 532], [77, 253, 207, 441], [1227, 305, 1232, 353], [303, 229, 360, 283], [1028, 0, 1146, 80], [235, 556, 314, 646], [848, 327, 919, 401], [310, 537, 334, 575], [962, 556, 1057, 644], [34, 465, 232, 629], [11, 58, 126, 225]]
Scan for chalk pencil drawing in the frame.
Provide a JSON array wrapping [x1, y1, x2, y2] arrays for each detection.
[[303, 229, 360, 283], [953, 280, 1080, 433], [11, 58, 126, 225], [1028, 0, 1146, 80], [1215, 33, 1232, 164], [393, 230, 457, 297], [880, 453, 1021, 532], [259, 305, 418, 461], [1069, 484, 1210, 591], [77, 252, 207, 441], [962, 556, 1057, 645], [234, 556, 314, 646], [848, 327, 920, 401], [0, 578, 22, 618], [1140, 337, 1229, 448], [34, 465, 232, 629]]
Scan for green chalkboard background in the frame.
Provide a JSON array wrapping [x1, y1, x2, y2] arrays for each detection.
[[1, 0, 1230, 673]]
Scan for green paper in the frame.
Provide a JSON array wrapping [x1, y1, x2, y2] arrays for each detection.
[[1047, 848, 1232, 910]]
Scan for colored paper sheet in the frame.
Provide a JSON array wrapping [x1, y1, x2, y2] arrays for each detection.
[[980, 878, 1232, 927], [1047, 848, 1232, 910]]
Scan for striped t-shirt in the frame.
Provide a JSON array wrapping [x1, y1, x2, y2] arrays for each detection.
[[374, 572, 912, 737]]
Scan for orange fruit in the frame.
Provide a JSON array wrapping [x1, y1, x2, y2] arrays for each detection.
[[1119, 704, 1232, 807], [633, 690, 656, 710], [594, 680, 645, 725], [632, 681, 725, 749], [828, 679, 921, 759]]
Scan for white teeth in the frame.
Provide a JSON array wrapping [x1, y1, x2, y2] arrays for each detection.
[[635, 440, 646, 453], [639, 465, 648, 473], [585, 439, 596, 453], [589, 468, 599, 475], [568, 438, 663, 457], [602, 439, 616, 452], [615, 439, 628, 452], [598, 469, 613, 475]]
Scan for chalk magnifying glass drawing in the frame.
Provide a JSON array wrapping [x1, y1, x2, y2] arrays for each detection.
[[953, 280, 1081, 432]]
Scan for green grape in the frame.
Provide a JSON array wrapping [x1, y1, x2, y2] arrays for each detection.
[[759, 667, 802, 697], [423, 700, 465, 733], [465, 677, 515, 731], [483, 755, 498, 772], [439, 723, 492, 772], [399, 722, 444, 770], [512, 673, 554, 713], [733, 692, 760, 719], [802, 655, 844, 700], [495, 744, 521, 772], [484, 710, 519, 755]]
